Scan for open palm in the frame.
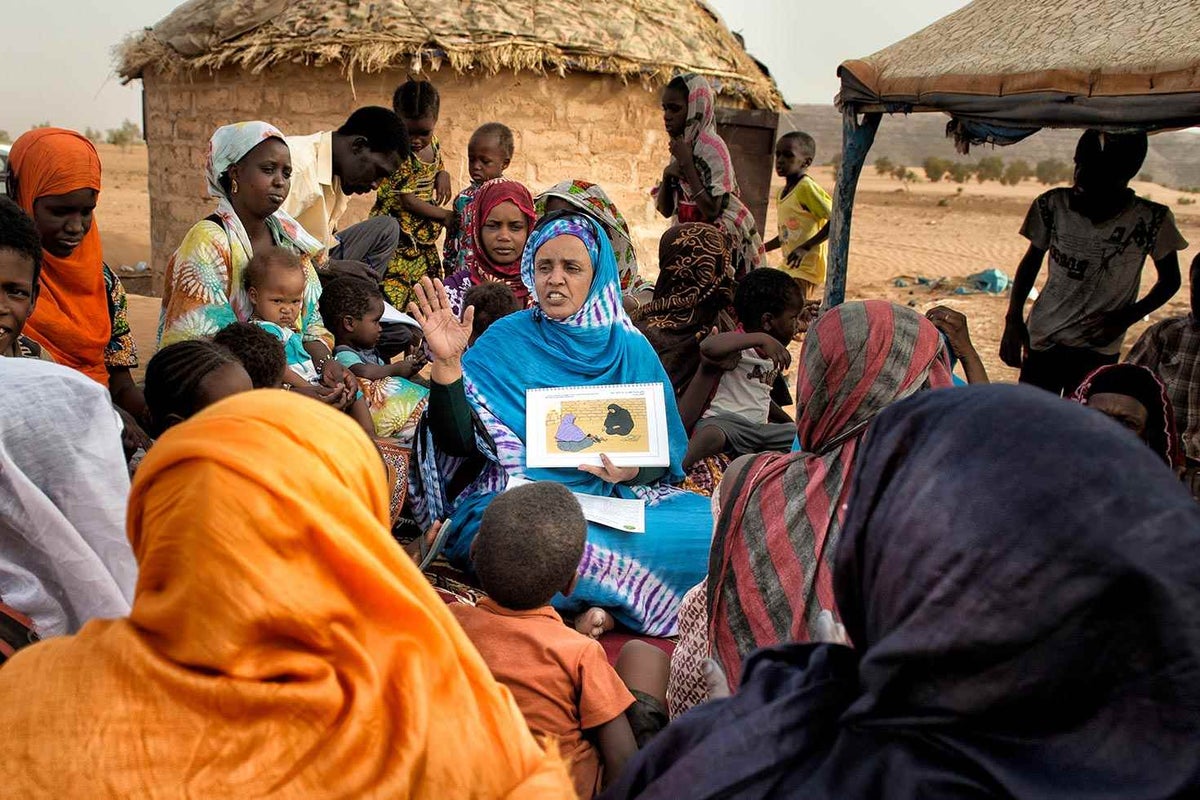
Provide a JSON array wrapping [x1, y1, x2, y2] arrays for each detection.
[[409, 277, 474, 361]]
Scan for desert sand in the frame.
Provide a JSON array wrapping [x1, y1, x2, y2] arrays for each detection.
[[97, 146, 1200, 385]]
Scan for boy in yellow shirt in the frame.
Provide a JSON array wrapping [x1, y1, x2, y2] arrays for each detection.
[[765, 131, 831, 302]]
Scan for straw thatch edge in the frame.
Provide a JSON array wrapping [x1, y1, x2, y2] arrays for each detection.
[[116, 30, 785, 110]]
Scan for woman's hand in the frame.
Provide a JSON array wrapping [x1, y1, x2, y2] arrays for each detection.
[[114, 405, 152, 461], [927, 306, 975, 360], [579, 453, 639, 484], [409, 277, 474, 364], [321, 357, 359, 397], [668, 136, 691, 167], [434, 170, 452, 206]]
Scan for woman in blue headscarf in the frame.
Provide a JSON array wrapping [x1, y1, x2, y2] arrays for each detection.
[[409, 212, 711, 637]]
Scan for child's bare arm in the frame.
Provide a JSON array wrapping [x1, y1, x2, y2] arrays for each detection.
[[282, 366, 315, 388], [1132, 251, 1182, 320], [594, 714, 638, 788], [399, 192, 452, 223], [1000, 244, 1046, 367], [763, 236, 781, 252], [348, 356, 425, 382], [349, 396, 376, 437], [798, 222, 830, 251], [701, 332, 791, 373]]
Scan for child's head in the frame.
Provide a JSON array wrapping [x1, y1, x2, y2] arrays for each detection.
[[473, 482, 587, 610], [392, 79, 440, 152], [245, 247, 306, 329], [213, 321, 288, 388], [775, 132, 816, 179], [463, 281, 520, 345], [662, 76, 690, 138], [468, 123, 514, 184], [1073, 129, 1148, 197], [0, 197, 43, 356], [144, 340, 253, 437], [319, 275, 385, 350], [734, 268, 805, 343]]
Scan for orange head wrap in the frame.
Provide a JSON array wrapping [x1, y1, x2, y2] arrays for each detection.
[[0, 390, 573, 798], [9, 128, 110, 385]]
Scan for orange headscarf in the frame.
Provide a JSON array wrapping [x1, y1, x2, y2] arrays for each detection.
[[10, 128, 110, 385], [0, 391, 574, 799]]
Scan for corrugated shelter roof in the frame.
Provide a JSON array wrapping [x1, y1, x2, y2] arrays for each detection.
[[838, 0, 1200, 133], [116, 0, 785, 110]]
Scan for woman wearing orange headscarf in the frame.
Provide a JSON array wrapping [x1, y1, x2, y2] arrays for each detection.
[[7, 128, 147, 424], [0, 391, 574, 798]]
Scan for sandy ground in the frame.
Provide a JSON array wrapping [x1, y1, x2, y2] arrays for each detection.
[[101, 147, 1200, 385]]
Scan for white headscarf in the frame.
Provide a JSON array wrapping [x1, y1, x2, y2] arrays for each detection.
[[0, 358, 136, 637]]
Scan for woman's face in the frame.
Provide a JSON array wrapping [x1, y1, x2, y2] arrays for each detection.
[[662, 86, 689, 138], [480, 201, 529, 266], [1089, 392, 1149, 440], [31, 187, 97, 257], [534, 234, 594, 320], [229, 138, 291, 219]]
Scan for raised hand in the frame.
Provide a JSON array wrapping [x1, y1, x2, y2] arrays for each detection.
[[408, 277, 475, 364]]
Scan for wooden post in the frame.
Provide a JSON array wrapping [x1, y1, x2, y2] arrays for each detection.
[[824, 108, 881, 309]]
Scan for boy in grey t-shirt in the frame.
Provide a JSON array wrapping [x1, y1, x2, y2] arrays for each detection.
[[1001, 130, 1187, 396]]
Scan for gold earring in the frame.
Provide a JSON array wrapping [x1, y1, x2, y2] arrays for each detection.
[[231, 176, 239, 194]]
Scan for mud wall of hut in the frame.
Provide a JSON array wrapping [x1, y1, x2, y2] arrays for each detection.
[[142, 64, 681, 290]]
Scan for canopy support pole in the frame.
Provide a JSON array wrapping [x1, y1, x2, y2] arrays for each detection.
[[824, 108, 881, 309]]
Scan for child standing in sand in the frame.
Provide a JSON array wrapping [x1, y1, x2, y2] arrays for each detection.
[[765, 132, 831, 303], [656, 73, 765, 277], [372, 79, 452, 308], [245, 247, 374, 434], [444, 123, 513, 275], [1001, 130, 1187, 396]]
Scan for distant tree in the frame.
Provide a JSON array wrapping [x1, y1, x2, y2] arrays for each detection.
[[1036, 158, 1072, 185], [975, 156, 1005, 183], [84, 127, 104, 143], [874, 156, 895, 176], [30, 121, 51, 130], [1002, 160, 1033, 186], [892, 164, 908, 181], [0, 130, 10, 144], [947, 162, 974, 184], [106, 119, 143, 149], [923, 157, 952, 183]]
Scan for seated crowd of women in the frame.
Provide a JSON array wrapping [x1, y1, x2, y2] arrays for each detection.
[[2, 76, 1199, 796]]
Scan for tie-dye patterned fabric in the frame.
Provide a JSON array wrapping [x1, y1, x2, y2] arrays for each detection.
[[413, 214, 712, 636]]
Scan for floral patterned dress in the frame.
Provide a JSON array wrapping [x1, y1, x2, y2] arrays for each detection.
[[372, 138, 445, 308]]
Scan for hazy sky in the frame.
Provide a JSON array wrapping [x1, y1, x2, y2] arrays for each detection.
[[1, 0, 969, 136]]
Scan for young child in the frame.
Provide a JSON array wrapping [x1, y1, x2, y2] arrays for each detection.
[[765, 131, 831, 303], [1002, 130, 1187, 396], [444, 123, 514, 274], [0, 196, 51, 360], [245, 247, 375, 434], [683, 267, 802, 469], [462, 280, 520, 346], [449, 482, 668, 798], [213, 321, 287, 388], [143, 340, 253, 437], [372, 79, 452, 309]]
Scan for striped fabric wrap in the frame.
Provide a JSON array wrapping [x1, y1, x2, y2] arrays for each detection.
[[706, 300, 953, 687]]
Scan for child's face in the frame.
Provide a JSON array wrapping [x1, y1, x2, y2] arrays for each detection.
[[0, 248, 38, 355], [661, 86, 689, 138], [763, 298, 804, 345], [775, 140, 812, 178], [347, 295, 385, 350], [31, 188, 96, 257], [403, 114, 437, 153], [480, 201, 529, 266], [467, 135, 510, 184], [229, 138, 291, 219], [249, 266, 306, 329]]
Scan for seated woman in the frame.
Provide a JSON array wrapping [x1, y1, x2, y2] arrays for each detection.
[[410, 213, 712, 638], [1072, 362, 1183, 468], [442, 177, 537, 315], [0, 391, 574, 797], [537, 180, 653, 311], [655, 74, 765, 277], [158, 121, 357, 407], [7, 128, 149, 439], [668, 301, 953, 715], [0, 358, 136, 644], [607, 386, 1200, 799]]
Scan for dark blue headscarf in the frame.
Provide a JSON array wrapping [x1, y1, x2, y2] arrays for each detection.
[[604, 385, 1200, 799]]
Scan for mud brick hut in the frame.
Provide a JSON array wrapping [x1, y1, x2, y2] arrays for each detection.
[[117, 0, 785, 289]]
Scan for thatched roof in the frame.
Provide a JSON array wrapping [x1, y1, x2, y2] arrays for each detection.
[[838, 0, 1200, 132], [117, 0, 785, 110]]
